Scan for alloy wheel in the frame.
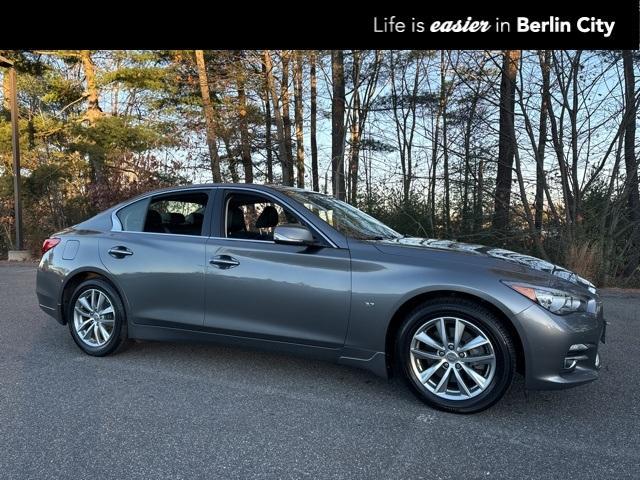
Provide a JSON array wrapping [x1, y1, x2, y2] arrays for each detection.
[[73, 289, 116, 347], [409, 316, 496, 400]]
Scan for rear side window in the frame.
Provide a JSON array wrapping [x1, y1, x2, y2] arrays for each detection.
[[116, 191, 210, 236], [144, 192, 209, 236], [116, 199, 149, 232]]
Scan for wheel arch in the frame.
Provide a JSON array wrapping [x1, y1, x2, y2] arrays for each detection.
[[384, 289, 526, 377], [59, 268, 128, 325]]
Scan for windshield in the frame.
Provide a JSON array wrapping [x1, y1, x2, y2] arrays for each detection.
[[281, 189, 401, 240]]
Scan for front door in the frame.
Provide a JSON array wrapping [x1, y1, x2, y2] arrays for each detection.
[[204, 189, 351, 347]]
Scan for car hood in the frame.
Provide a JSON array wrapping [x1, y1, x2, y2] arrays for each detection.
[[374, 237, 596, 293]]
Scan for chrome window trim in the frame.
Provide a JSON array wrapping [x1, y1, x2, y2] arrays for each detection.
[[107, 230, 207, 240], [210, 236, 276, 245], [109, 230, 277, 244]]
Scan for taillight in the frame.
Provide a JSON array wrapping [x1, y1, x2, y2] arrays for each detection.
[[42, 237, 61, 255]]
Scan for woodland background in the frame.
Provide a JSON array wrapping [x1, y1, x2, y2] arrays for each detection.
[[0, 50, 638, 286]]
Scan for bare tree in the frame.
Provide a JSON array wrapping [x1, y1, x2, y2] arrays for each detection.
[[348, 50, 382, 205], [310, 51, 319, 192], [331, 50, 346, 200], [534, 50, 550, 233], [492, 50, 520, 238], [195, 50, 222, 183], [235, 52, 253, 183], [623, 49, 639, 276], [260, 60, 274, 183], [440, 51, 451, 236], [293, 51, 305, 188], [348, 51, 361, 204], [389, 51, 423, 205], [281, 51, 295, 186], [263, 50, 292, 185]]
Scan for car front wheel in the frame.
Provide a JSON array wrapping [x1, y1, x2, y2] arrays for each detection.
[[67, 279, 127, 356], [396, 298, 516, 413]]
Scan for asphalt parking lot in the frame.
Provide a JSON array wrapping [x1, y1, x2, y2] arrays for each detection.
[[0, 263, 638, 479]]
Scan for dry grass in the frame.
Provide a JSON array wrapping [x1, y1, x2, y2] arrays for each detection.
[[565, 241, 601, 284]]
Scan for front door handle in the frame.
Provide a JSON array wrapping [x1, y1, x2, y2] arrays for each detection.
[[108, 246, 134, 258], [209, 255, 240, 268]]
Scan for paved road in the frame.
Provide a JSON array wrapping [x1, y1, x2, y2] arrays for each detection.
[[0, 263, 638, 479]]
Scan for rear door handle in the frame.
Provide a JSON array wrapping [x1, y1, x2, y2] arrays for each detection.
[[209, 255, 240, 268], [108, 246, 134, 258]]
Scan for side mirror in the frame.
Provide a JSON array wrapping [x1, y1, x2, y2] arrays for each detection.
[[274, 224, 316, 246]]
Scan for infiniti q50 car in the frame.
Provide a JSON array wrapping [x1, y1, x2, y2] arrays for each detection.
[[36, 184, 605, 413]]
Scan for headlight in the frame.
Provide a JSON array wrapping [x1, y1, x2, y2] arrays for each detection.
[[504, 282, 588, 315]]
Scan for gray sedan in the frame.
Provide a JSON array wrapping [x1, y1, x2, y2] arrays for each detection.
[[36, 184, 605, 413]]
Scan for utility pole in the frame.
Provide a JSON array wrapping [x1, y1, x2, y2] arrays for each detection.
[[1, 55, 29, 260]]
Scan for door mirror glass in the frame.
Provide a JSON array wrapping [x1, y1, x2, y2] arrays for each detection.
[[273, 224, 315, 246]]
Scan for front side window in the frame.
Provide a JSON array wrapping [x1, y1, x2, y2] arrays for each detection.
[[225, 193, 300, 241]]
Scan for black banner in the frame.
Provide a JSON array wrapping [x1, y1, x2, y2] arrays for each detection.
[[9, 2, 640, 49]]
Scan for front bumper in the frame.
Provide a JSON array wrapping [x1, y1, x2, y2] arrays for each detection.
[[517, 302, 605, 390]]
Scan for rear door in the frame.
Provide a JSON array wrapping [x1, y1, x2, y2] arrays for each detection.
[[99, 189, 214, 327], [204, 188, 351, 347]]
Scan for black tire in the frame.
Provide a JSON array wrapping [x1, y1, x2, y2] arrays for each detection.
[[67, 278, 128, 356], [395, 298, 515, 414]]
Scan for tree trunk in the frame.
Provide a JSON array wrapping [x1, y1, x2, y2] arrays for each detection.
[[492, 50, 520, 239], [261, 60, 273, 183], [473, 158, 484, 234], [430, 115, 440, 234], [462, 94, 479, 236], [81, 50, 102, 126], [441, 51, 450, 237], [195, 50, 222, 183], [263, 50, 291, 185], [349, 51, 361, 205], [2, 71, 10, 111], [222, 134, 240, 183], [80, 50, 106, 184], [535, 50, 550, 233], [310, 52, 319, 192], [349, 98, 360, 204], [331, 50, 346, 200], [236, 56, 253, 183], [623, 49, 640, 276], [280, 51, 294, 186], [293, 51, 305, 188]]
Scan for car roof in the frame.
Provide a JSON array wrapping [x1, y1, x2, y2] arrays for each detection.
[[108, 183, 325, 212]]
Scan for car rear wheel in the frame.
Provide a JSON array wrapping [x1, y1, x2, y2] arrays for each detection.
[[396, 298, 515, 413], [67, 279, 127, 356]]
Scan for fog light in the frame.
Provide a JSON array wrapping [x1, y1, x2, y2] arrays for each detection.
[[569, 343, 589, 352], [595, 353, 601, 369], [564, 354, 588, 370]]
